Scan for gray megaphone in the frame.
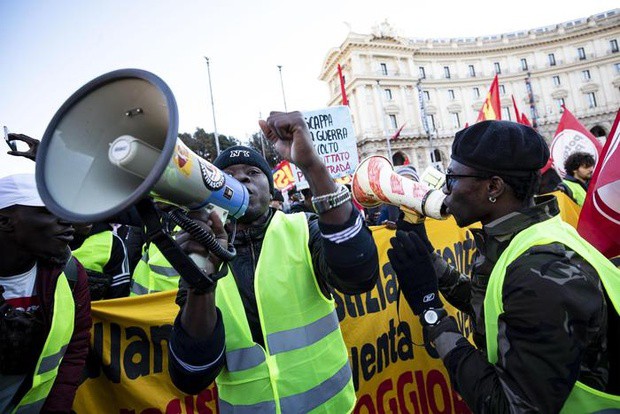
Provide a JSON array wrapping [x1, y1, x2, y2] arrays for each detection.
[[35, 69, 249, 224]]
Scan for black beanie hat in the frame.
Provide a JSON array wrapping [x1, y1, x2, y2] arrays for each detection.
[[213, 146, 274, 192], [451, 120, 550, 177]]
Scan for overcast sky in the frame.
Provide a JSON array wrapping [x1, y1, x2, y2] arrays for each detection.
[[1, 0, 618, 177]]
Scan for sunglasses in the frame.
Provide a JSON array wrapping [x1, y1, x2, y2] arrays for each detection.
[[444, 173, 491, 192]]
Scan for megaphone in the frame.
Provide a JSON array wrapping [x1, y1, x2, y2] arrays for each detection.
[[352, 155, 447, 220], [35, 69, 249, 223]]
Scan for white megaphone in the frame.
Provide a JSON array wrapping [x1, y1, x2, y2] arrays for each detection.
[[352, 155, 447, 220], [35, 69, 249, 223]]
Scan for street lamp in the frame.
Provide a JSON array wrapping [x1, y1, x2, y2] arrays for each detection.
[[204, 56, 221, 156], [277, 65, 288, 112]]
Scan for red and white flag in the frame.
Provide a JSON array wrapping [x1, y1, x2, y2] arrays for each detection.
[[577, 109, 620, 258], [549, 106, 603, 177]]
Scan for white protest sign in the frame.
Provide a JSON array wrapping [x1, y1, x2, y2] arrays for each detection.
[[292, 106, 359, 189]]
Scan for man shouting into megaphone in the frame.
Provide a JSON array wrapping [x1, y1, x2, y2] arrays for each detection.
[[168, 111, 379, 413]]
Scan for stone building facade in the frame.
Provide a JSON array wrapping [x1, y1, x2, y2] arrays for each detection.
[[319, 9, 620, 172]]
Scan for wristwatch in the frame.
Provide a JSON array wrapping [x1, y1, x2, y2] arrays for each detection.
[[311, 184, 351, 214], [420, 307, 448, 327]]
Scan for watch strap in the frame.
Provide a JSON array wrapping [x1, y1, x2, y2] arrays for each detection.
[[311, 184, 351, 214], [421, 307, 448, 327]]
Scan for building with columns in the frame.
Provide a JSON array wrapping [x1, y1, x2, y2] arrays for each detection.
[[319, 9, 620, 172]]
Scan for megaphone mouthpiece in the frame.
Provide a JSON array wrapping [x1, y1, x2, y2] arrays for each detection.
[[109, 135, 161, 179]]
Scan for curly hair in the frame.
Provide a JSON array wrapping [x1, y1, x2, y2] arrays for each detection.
[[564, 152, 595, 176]]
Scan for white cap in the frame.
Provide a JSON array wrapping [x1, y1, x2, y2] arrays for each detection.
[[0, 173, 45, 211]]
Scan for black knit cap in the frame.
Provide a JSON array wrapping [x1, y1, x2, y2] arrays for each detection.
[[213, 145, 274, 192], [451, 120, 549, 177]]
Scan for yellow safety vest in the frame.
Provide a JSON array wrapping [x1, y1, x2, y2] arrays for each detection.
[[484, 215, 620, 413], [12, 273, 75, 413], [72, 231, 113, 274], [215, 211, 355, 413], [562, 179, 587, 206], [130, 242, 179, 296]]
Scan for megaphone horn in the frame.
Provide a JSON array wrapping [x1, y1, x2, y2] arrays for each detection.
[[352, 156, 447, 220], [35, 69, 249, 223]]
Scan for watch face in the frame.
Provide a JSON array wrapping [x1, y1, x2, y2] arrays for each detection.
[[424, 310, 439, 325]]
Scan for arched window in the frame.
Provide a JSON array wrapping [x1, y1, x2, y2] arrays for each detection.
[[392, 151, 408, 166], [590, 125, 607, 138]]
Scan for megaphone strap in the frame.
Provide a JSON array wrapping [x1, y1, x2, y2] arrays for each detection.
[[168, 209, 236, 262], [135, 199, 216, 292], [420, 190, 433, 217]]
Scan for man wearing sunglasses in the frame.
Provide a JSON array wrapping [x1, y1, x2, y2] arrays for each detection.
[[388, 120, 619, 413]]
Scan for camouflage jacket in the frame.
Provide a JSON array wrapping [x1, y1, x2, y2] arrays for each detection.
[[431, 194, 608, 413]]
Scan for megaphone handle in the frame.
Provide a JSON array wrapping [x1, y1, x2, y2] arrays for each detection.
[[135, 199, 216, 291], [168, 209, 237, 262]]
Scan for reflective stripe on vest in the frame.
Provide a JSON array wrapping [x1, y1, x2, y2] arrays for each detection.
[[71, 231, 113, 274], [216, 211, 355, 414], [130, 243, 179, 296], [12, 273, 76, 414], [219, 362, 352, 414], [562, 179, 587, 206], [484, 215, 620, 413]]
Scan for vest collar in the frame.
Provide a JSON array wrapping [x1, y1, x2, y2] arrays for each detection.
[[476, 195, 560, 262], [232, 208, 276, 245]]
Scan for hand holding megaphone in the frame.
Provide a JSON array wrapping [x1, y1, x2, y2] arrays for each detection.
[[352, 156, 448, 220], [174, 209, 228, 275]]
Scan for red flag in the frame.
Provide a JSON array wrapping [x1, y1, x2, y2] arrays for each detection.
[[549, 106, 603, 177], [390, 123, 406, 141], [476, 74, 501, 122], [511, 95, 521, 121], [512, 94, 533, 126], [577, 109, 620, 258], [520, 113, 532, 127], [337, 64, 349, 106]]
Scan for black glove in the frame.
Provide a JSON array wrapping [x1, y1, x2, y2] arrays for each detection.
[[388, 230, 442, 315], [396, 213, 434, 253]]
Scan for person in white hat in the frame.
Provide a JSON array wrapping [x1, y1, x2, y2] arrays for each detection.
[[0, 173, 91, 413]]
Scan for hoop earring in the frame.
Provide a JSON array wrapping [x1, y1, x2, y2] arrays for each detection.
[[488, 196, 497, 203]]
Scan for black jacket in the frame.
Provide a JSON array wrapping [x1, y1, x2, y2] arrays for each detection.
[[169, 207, 379, 394], [431, 195, 609, 413]]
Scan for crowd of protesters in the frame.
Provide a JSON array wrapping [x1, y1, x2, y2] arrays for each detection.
[[1, 115, 618, 413]]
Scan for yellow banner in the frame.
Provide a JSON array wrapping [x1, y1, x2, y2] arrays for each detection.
[[73, 192, 578, 413]]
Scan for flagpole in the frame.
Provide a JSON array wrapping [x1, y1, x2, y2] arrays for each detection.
[[204, 56, 221, 156], [416, 78, 436, 153], [277, 65, 288, 112], [525, 72, 539, 130], [258, 112, 266, 158], [376, 80, 392, 161]]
